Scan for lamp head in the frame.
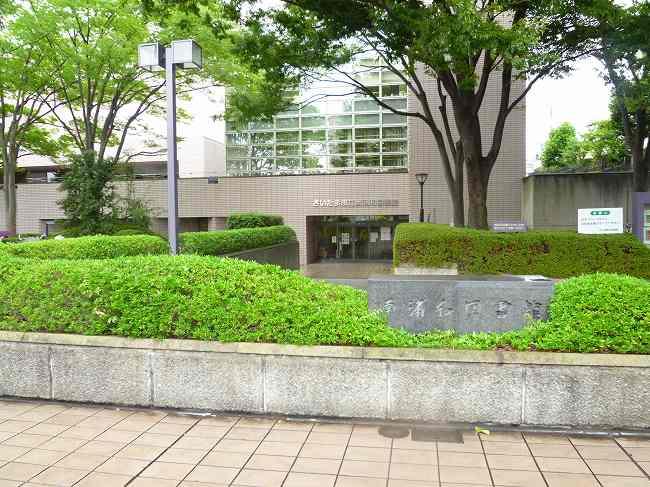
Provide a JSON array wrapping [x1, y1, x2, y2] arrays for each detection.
[[415, 173, 429, 184], [138, 42, 165, 71], [171, 39, 203, 69]]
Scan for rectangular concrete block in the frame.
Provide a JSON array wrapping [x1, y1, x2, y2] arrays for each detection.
[[389, 361, 524, 424], [152, 351, 263, 412], [50, 346, 151, 406], [264, 356, 387, 418], [0, 342, 50, 399], [524, 366, 650, 428]]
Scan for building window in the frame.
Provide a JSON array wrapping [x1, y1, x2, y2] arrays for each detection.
[[225, 61, 408, 175]]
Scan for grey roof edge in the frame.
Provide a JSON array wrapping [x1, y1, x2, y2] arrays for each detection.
[[0, 330, 647, 368]]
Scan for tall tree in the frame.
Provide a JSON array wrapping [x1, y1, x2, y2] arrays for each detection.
[[183, 0, 592, 228], [0, 5, 64, 235], [540, 123, 579, 171]]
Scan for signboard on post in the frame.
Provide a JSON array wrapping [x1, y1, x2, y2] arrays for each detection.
[[578, 208, 624, 234]]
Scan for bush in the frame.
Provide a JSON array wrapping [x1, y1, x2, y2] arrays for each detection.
[[1, 235, 168, 260], [0, 255, 400, 346], [113, 229, 148, 236], [394, 223, 650, 279], [227, 212, 284, 229], [181, 226, 296, 256]]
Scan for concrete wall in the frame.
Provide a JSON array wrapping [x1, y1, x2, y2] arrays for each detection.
[[522, 172, 637, 230], [1, 332, 648, 429], [224, 241, 300, 270]]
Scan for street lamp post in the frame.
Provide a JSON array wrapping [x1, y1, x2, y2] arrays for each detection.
[[415, 173, 428, 223], [138, 40, 202, 255]]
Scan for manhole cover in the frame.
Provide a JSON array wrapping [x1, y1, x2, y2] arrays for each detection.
[[412, 427, 463, 443]]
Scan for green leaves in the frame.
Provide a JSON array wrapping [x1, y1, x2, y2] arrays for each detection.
[[180, 225, 296, 256]]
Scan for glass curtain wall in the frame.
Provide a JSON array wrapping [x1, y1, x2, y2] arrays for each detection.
[[225, 60, 409, 175]]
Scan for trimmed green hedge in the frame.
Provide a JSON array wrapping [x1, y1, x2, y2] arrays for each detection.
[[180, 225, 296, 256], [394, 224, 650, 279], [227, 212, 284, 229], [0, 252, 646, 353], [1, 235, 168, 260]]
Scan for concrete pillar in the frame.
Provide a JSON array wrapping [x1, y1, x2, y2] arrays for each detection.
[[208, 217, 226, 231]]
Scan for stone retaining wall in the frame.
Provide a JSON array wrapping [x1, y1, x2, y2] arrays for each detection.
[[0, 332, 648, 429]]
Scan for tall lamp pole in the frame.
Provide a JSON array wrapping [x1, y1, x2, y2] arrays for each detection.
[[415, 173, 428, 223], [138, 40, 203, 255]]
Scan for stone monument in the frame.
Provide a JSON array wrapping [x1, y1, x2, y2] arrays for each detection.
[[368, 275, 555, 333]]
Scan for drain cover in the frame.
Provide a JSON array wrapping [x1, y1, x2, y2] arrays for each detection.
[[411, 427, 463, 443], [378, 426, 410, 439]]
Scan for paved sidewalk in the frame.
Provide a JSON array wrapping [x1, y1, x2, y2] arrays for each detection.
[[0, 400, 648, 487]]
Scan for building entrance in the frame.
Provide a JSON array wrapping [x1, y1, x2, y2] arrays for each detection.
[[315, 215, 408, 261]]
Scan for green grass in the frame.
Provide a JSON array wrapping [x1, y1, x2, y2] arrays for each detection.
[[0, 250, 647, 354], [394, 223, 650, 279]]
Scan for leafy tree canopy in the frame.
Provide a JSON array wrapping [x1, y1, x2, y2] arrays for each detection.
[[540, 123, 580, 171]]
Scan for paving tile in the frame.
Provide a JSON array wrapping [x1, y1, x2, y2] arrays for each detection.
[[180, 482, 229, 487], [234, 468, 287, 486], [299, 443, 347, 460], [265, 430, 309, 443], [339, 460, 388, 478], [3, 433, 51, 448], [390, 449, 436, 465], [543, 472, 600, 487], [438, 451, 486, 468], [246, 454, 295, 472], [0, 462, 46, 481], [0, 480, 21, 487], [391, 439, 436, 451], [132, 433, 180, 448], [576, 445, 630, 461], [570, 437, 617, 446], [349, 434, 392, 448], [44, 415, 88, 427], [387, 480, 437, 487], [114, 444, 165, 461], [487, 453, 538, 471], [390, 462, 437, 482], [336, 476, 388, 487], [478, 432, 523, 442], [96, 456, 148, 475], [14, 449, 67, 466], [30, 466, 89, 486], [147, 422, 192, 436], [140, 461, 195, 480], [292, 457, 341, 475], [639, 462, 650, 475], [0, 446, 30, 462], [159, 414, 199, 426], [236, 418, 276, 429], [491, 468, 546, 486], [272, 420, 313, 432], [185, 426, 229, 439], [283, 472, 336, 487], [439, 466, 491, 484], [306, 433, 350, 446], [617, 438, 650, 448], [24, 424, 69, 437], [537, 456, 591, 474], [38, 438, 87, 453], [345, 446, 391, 463], [225, 427, 269, 442], [197, 417, 239, 427], [74, 440, 123, 457], [94, 429, 141, 443], [59, 427, 104, 441], [482, 441, 530, 456], [186, 465, 239, 484], [313, 423, 353, 434], [0, 422, 37, 433], [174, 436, 220, 450], [128, 478, 178, 487], [529, 443, 580, 458], [597, 476, 650, 487], [213, 439, 260, 454], [626, 448, 650, 462], [158, 447, 208, 464], [201, 451, 251, 468], [436, 441, 483, 453], [587, 459, 645, 477], [255, 441, 302, 457], [524, 433, 572, 445]]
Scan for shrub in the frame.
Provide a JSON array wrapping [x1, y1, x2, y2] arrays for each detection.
[[1, 234, 168, 260], [394, 223, 650, 279], [227, 212, 284, 229], [180, 225, 296, 256], [0, 255, 400, 346], [113, 229, 148, 236]]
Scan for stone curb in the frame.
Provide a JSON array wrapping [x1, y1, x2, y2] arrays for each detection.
[[0, 331, 647, 368]]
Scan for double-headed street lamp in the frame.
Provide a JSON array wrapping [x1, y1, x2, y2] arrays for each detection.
[[415, 173, 428, 223], [138, 40, 203, 255]]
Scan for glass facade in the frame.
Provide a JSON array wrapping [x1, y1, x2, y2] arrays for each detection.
[[225, 63, 409, 176]]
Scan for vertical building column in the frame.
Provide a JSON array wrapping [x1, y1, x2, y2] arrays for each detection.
[[208, 217, 226, 231]]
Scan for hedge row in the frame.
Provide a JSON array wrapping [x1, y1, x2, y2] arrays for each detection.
[[394, 224, 650, 279], [1, 235, 168, 260], [180, 225, 296, 257], [0, 251, 646, 353], [227, 212, 284, 230]]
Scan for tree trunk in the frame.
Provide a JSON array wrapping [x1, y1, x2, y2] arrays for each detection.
[[452, 153, 465, 227], [631, 142, 649, 192], [3, 161, 16, 236], [465, 159, 488, 229]]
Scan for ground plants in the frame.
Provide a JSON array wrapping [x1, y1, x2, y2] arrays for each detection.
[[226, 213, 284, 229], [180, 225, 295, 256]]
